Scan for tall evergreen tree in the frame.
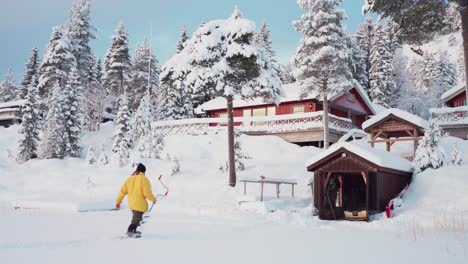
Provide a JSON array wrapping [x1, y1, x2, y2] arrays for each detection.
[[345, 33, 367, 89], [176, 25, 188, 53], [38, 26, 76, 99], [83, 55, 106, 131], [0, 69, 18, 102], [293, 0, 353, 149], [442, 1, 462, 34], [19, 48, 40, 100], [431, 51, 456, 107], [281, 62, 296, 84], [103, 22, 132, 99], [130, 39, 160, 111], [255, 21, 281, 77], [67, 0, 96, 85], [355, 17, 374, 94], [161, 6, 283, 186], [17, 76, 40, 162], [62, 67, 83, 157], [112, 93, 131, 167], [40, 81, 66, 159], [369, 21, 396, 108]]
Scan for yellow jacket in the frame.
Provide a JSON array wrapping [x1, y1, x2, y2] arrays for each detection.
[[116, 172, 157, 213]]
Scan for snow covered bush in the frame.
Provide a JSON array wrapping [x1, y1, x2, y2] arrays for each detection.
[[112, 93, 132, 167], [451, 144, 463, 166], [413, 120, 446, 173], [98, 144, 109, 166], [170, 157, 181, 176], [86, 145, 97, 165]]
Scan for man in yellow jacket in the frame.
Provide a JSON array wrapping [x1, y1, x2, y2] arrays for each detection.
[[116, 163, 157, 235]]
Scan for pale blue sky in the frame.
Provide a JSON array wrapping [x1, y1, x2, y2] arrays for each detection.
[[0, 0, 372, 81]]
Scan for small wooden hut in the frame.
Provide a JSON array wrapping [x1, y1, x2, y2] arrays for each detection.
[[306, 142, 413, 221], [362, 109, 428, 158]]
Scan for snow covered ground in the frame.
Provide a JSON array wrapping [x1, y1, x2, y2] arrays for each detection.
[[1, 123, 468, 263]]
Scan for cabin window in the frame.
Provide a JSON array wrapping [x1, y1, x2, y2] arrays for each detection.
[[218, 112, 227, 118], [346, 92, 357, 102], [292, 105, 305, 114], [253, 108, 266, 126]]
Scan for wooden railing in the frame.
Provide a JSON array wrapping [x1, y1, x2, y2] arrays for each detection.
[[153, 111, 354, 135], [430, 106, 468, 125]]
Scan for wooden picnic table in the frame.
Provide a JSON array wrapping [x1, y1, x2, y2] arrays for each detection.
[[239, 176, 298, 201]]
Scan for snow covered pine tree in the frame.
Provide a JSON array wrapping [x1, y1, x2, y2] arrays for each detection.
[[293, 0, 353, 149], [161, 6, 283, 186], [17, 76, 40, 162]]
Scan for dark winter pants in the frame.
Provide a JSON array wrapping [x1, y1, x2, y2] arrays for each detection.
[[127, 210, 144, 233]]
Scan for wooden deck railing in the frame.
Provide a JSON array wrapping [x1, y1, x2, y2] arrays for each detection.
[[430, 106, 468, 125], [153, 111, 354, 135]]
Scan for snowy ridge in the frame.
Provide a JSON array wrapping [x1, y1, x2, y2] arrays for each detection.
[[305, 141, 414, 173], [362, 108, 429, 130]]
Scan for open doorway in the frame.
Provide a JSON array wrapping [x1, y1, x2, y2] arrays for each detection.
[[325, 173, 367, 220]]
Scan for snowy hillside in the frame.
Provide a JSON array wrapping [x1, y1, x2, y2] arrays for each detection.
[[1, 124, 468, 263]]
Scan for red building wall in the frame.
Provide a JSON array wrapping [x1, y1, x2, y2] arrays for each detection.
[[447, 91, 467, 107]]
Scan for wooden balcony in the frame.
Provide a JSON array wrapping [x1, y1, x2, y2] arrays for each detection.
[[153, 111, 354, 144], [430, 106, 468, 139]]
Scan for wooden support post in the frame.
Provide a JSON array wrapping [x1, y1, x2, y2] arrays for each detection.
[[276, 183, 280, 198], [413, 128, 418, 156], [243, 181, 246, 196], [370, 128, 375, 148], [292, 184, 295, 198], [260, 182, 264, 202], [386, 141, 391, 152]]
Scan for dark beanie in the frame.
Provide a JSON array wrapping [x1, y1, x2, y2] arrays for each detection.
[[136, 163, 146, 173]]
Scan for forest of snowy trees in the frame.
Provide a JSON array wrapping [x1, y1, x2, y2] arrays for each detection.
[[0, 0, 465, 168]]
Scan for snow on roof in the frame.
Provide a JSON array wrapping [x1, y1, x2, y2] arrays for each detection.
[[362, 108, 429, 130], [197, 80, 376, 114], [338, 129, 368, 143], [0, 99, 26, 109], [441, 83, 465, 102], [305, 142, 413, 173]]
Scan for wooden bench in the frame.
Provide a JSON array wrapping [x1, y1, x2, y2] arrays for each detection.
[[239, 176, 298, 201]]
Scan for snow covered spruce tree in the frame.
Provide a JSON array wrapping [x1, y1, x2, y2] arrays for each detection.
[[281, 62, 296, 84], [161, 6, 283, 186], [131, 88, 155, 157], [103, 22, 132, 103], [38, 26, 75, 99], [66, 0, 96, 86], [0, 69, 18, 102], [369, 21, 396, 108], [345, 33, 367, 91], [414, 120, 446, 173], [112, 93, 132, 166], [19, 48, 40, 100], [158, 75, 193, 120], [62, 67, 83, 157], [17, 76, 40, 163], [130, 39, 160, 111], [83, 56, 106, 131], [176, 25, 189, 53], [364, 0, 468, 107], [86, 145, 97, 164], [255, 21, 281, 77], [293, 0, 353, 149], [40, 81, 66, 159], [355, 17, 374, 94]]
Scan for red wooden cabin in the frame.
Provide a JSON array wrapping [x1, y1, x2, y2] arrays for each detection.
[[196, 81, 377, 145]]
